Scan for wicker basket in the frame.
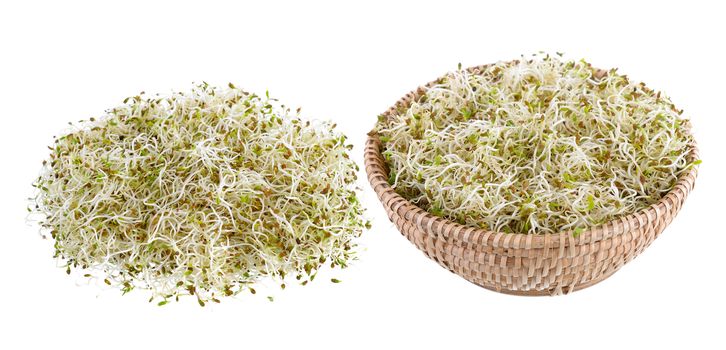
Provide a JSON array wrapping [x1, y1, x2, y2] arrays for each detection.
[[364, 64, 699, 296]]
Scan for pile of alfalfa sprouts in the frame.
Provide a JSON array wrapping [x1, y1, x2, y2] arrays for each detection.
[[376, 53, 699, 235], [30, 83, 369, 305]]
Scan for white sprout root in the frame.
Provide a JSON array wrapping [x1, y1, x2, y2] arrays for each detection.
[[376, 53, 699, 235], [30, 83, 369, 305]]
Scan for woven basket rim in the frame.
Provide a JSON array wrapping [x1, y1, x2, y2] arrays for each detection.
[[365, 62, 699, 248]]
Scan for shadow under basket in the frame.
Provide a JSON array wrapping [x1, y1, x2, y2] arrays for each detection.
[[364, 65, 699, 296]]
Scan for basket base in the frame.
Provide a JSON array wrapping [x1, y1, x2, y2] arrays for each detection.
[[470, 270, 615, 296]]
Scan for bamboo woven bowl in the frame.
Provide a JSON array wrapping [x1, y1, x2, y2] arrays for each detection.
[[365, 64, 699, 296]]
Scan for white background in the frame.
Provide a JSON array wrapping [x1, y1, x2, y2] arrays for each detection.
[[1, 1, 724, 349]]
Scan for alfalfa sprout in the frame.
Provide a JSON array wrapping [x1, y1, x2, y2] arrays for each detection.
[[375, 53, 699, 235], [30, 83, 369, 304]]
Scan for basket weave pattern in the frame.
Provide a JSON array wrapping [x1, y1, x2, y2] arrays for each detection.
[[365, 65, 698, 295]]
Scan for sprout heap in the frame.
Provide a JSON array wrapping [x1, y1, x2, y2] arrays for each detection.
[[31, 83, 368, 305], [376, 54, 698, 235]]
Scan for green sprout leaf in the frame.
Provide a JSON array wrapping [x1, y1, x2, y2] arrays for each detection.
[[587, 195, 595, 211]]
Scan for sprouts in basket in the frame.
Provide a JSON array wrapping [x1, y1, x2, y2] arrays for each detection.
[[375, 53, 699, 235]]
